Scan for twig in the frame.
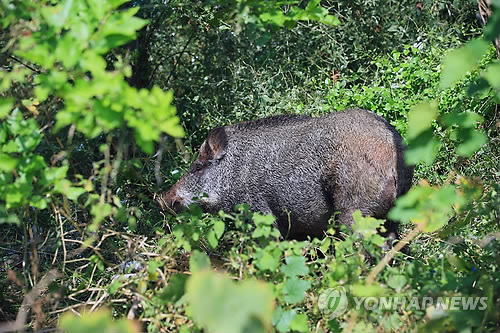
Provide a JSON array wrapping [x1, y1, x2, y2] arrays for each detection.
[[87, 264, 98, 289], [89, 291, 109, 312], [100, 136, 112, 203], [345, 225, 423, 333], [0, 270, 60, 333], [127, 298, 140, 320], [54, 206, 67, 272], [366, 225, 423, 284], [8, 55, 40, 73], [164, 31, 196, 86], [28, 226, 39, 285], [154, 136, 166, 187], [48, 302, 95, 315]]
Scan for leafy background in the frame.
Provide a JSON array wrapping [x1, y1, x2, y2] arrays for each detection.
[[0, 0, 499, 332]]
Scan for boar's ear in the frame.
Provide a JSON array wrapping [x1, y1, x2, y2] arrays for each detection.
[[199, 127, 227, 161]]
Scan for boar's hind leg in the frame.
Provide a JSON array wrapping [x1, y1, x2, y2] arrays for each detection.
[[334, 210, 360, 235], [274, 217, 292, 240]]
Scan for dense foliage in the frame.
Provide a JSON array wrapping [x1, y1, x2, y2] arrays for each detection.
[[0, 1, 499, 332]]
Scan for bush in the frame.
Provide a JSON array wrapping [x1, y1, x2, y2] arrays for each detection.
[[0, 0, 499, 332]]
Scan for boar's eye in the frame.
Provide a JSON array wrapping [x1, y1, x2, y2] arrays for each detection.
[[192, 162, 205, 172]]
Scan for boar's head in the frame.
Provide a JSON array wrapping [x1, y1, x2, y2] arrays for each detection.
[[157, 127, 228, 214]]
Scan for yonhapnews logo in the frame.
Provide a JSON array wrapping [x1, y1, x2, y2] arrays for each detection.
[[318, 286, 348, 318], [318, 287, 488, 319]]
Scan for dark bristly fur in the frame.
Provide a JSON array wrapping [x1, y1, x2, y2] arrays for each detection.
[[158, 109, 414, 240]]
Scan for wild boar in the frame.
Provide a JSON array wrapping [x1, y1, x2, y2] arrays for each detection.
[[158, 109, 413, 240]]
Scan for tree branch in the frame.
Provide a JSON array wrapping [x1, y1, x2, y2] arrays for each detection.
[[8, 55, 41, 73]]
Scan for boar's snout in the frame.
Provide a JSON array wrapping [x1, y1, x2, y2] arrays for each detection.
[[157, 183, 185, 213]]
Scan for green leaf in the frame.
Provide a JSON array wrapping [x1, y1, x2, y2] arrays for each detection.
[[149, 88, 184, 138], [5, 186, 24, 208], [440, 39, 490, 89], [484, 62, 500, 89], [389, 185, 433, 222], [89, 202, 113, 229], [86, 0, 109, 20], [306, 0, 322, 11], [455, 128, 488, 156], [14, 134, 42, 153], [290, 313, 309, 332], [101, 7, 147, 38], [467, 77, 490, 95], [405, 129, 440, 165], [255, 248, 281, 272], [158, 115, 185, 138], [44, 165, 69, 183], [213, 220, 225, 238], [319, 14, 341, 26], [289, 7, 309, 22], [252, 226, 270, 238], [484, 9, 500, 41], [273, 307, 296, 333], [55, 33, 82, 68], [40, 0, 75, 29], [0, 125, 6, 144], [108, 279, 123, 294], [189, 250, 211, 273], [280, 256, 309, 277], [407, 101, 438, 140], [58, 308, 139, 333], [442, 112, 483, 128], [388, 184, 463, 232], [71, 17, 92, 41], [283, 277, 311, 304], [260, 9, 288, 27], [304, 1, 328, 21], [0, 208, 20, 225], [94, 100, 122, 130], [351, 283, 386, 297], [24, 155, 46, 174], [16, 39, 55, 68], [65, 186, 86, 201], [255, 32, 272, 46], [186, 271, 274, 333], [30, 195, 48, 209], [79, 51, 107, 77], [0, 153, 18, 171], [159, 274, 189, 304], [34, 85, 51, 102], [150, 260, 163, 276], [0, 97, 13, 118], [206, 230, 218, 249], [387, 275, 407, 291], [352, 210, 385, 238], [133, 128, 153, 154], [371, 234, 386, 247], [289, 2, 340, 26], [92, 8, 148, 53], [253, 213, 276, 226], [207, 220, 225, 248], [320, 237, 331, 253], [108, 0, 133, 9]]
